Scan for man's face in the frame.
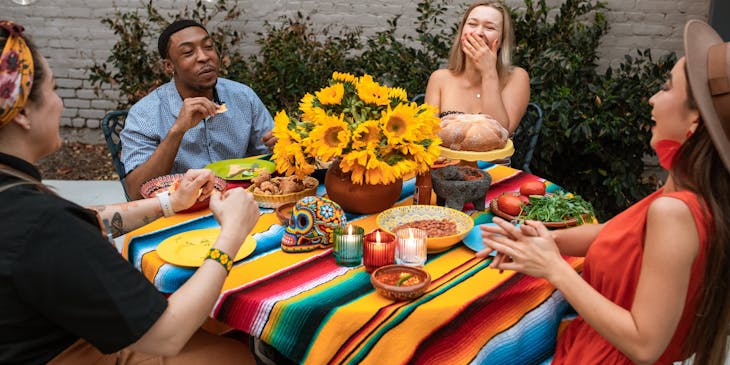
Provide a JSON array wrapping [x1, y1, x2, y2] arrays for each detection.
[[164, 26, 220, 95]]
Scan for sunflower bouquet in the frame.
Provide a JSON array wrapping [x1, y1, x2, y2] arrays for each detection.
[[271, 72, 442, 185]]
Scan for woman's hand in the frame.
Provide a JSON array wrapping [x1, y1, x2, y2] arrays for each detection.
[[462, 32, 499, 77], [209, 188, 260, 251], [476, 217, 564, 279], [169, 169, 216, 212]]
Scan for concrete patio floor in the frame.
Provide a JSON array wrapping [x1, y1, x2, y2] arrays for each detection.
[[44, 179, 127, 207]]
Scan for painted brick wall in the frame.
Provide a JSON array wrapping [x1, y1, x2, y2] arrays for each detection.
[[5, 0, 710, 129]]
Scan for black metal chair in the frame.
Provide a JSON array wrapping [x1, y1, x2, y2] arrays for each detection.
[[511, 102, 544, 174], [101, 109, 130, 200]]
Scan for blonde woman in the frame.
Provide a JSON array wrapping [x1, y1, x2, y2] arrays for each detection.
[[425, 0, 530, 135]]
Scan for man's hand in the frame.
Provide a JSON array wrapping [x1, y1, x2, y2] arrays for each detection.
[[262, 130, 277, 149], [172, 97, 221, 133]]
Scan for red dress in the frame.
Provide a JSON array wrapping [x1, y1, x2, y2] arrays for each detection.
[[552, 189, 709, 364]]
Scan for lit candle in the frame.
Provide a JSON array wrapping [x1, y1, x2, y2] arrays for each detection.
[[363, 229, 396, 273], [334, 224, 364, 267], [396, 227, 427, 267]]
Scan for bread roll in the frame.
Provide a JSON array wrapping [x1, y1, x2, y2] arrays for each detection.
[[438, 114, 508, 152]]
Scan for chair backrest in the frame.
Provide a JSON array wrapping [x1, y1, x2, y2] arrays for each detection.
[[411, 93, 425, 104], [101, 109, 130, 200], [510, 102, 544, 174]]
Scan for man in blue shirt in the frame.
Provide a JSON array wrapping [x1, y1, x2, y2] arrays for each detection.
[[121, 20, 275, 199]]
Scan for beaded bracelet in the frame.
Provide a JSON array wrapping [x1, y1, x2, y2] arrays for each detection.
[[206, 248, 233, 273]]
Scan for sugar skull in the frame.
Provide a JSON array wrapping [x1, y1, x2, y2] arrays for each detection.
[[281, 196, 346, 252]]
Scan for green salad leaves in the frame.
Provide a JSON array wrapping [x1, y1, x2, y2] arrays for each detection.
[[519, 191, 596, 224]]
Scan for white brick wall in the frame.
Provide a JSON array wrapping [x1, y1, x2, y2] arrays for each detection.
[[5, 0, 710, 129]]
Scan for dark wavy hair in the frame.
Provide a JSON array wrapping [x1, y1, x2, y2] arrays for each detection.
[[673, 69, 730, 365]]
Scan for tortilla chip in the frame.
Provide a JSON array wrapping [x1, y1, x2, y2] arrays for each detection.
[[216, 103, 227, 114]]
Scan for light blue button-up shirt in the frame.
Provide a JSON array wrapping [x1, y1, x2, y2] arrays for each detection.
[[120, 78, 273, 175]]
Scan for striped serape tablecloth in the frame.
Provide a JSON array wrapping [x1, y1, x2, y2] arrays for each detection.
[[123, 163, 583, 364]]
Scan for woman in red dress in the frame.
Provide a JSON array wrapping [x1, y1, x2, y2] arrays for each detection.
[[479, 20, 730, 365]]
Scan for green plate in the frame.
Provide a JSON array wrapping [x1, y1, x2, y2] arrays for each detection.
[[205, 158, 276, 181]]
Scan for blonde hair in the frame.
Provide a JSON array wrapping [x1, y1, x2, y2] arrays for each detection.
[[447, 0, 515, 83]]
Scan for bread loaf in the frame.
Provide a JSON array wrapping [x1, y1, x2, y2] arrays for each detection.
[[438, 114, 508, 152]]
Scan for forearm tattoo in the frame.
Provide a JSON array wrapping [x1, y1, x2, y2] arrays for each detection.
[[110, 212, 123, 237]]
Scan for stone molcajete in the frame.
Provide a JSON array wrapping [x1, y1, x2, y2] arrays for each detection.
[[430, 165, 491, 211]]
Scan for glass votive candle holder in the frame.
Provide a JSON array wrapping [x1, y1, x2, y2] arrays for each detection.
[[362, 229, 396, 273], [396, 227, 428, 267], [333, 224, 364, 267]]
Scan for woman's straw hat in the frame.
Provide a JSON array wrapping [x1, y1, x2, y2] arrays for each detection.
[[684, 20, 730, 172]]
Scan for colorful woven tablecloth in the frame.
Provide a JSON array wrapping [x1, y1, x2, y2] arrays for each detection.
[[124, 164, 583, 364]]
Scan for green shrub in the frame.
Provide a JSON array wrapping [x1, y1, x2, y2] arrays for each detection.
[[238, 12, 363, 115], [358, 0, 455, 95], [88, 0, 245, 109], [512, 0, 675, 219]]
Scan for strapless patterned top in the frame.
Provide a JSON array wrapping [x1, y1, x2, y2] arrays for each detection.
[[439, 111, 465, 118]]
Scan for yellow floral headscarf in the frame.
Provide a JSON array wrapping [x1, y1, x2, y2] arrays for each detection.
[[0, 21, 34, 127]]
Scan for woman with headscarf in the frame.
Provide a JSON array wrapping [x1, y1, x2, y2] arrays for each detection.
[[0, 21, 259, 365], [479, 20, 730, 365]]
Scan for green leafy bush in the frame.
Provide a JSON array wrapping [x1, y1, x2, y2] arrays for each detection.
[[512, 0, 675, 219], [88, 0, 675, 220], [88, 0, 245, 109], [238, 12, 363, 115], [358, 0, 455, 95]]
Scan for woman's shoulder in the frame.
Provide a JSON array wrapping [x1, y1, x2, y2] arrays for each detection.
[[507, 66, 530, 82], [429, 68, 457, 82], [646, 192, 706, 238]]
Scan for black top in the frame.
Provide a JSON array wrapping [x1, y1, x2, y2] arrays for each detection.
[[0, 152, 168, 364], [438, 110, 465, 118]]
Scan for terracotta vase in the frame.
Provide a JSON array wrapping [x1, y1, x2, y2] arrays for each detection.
[[324, 161, 403, 214]]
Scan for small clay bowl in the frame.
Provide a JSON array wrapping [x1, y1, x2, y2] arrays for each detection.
[[275, 201, 296, 226], [140, 173, 226, 213], [370, 265, 431, 301]]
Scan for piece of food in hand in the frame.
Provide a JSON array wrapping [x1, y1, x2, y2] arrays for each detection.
[[497, 194, 523, 216], [169, 180, 180, 193], [519, 181, 547, 196], [216, 103, 227, 114]]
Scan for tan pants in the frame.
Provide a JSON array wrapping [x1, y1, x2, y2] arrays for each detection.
[[48, 329, 255, 365]]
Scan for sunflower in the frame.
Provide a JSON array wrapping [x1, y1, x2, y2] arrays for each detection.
[[388, 87, 408, 102], [339, 149, 373, 184], [315, 83, 344, 105], [380, 103, 420, 145], [307, 113, 351, 162], [351, 119, 381, 150], [299, 93, 316, 118], [273, 142, 315, 178], [332, 71, 357, 84], [356, 75, 390, 106]]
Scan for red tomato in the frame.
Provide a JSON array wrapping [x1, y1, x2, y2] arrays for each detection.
[[518, 195, 530, 204], [497, 195, 523, 216], [520, 181, 547, 196]]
